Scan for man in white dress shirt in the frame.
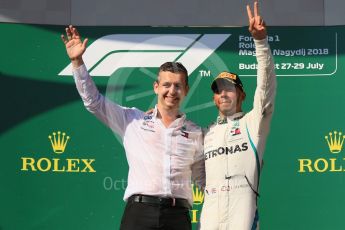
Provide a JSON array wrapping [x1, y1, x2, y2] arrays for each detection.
[[61, 26, 204, 230]]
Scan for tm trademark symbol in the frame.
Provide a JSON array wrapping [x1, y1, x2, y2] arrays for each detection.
[[199, 70, 211, 77]]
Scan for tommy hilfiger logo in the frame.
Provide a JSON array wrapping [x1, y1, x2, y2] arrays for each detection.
[[181, 126, 189, 138], [230, 128, 241, 136]]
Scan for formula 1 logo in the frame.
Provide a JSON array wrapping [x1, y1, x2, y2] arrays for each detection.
[[58, 34, 231, 76]]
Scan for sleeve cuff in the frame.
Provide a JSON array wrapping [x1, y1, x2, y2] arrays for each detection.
[[72, 64, 89, 80], [254, 37, 269, 49]]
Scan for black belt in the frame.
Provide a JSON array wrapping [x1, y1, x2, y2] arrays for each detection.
[[128, 194, 191, 209]]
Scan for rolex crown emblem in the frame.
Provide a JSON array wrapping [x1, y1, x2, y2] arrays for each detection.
[[48, 131, 70, 154], [192, 184, 204, 205], [325, 131, 345, 153]]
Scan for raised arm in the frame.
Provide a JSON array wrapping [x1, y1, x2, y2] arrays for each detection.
[[246, 2, 276, 136], [247, 1, 267, 40], [61, 25, 131, 137], [61, 25, 88, 68]]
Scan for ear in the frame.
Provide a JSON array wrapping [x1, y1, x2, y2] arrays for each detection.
[[241, 91, 246, 101], [237, 87, 246, 102], [185, 85, 190, 95], [153, 81, 159, 94]]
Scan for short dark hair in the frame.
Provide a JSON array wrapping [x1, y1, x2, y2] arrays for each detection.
[[158, 62, 188, 86]]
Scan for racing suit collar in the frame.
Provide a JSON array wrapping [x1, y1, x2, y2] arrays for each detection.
[[217, 112, 245, 125]]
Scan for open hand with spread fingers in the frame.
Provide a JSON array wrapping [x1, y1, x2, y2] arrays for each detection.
[[247, 1, 267, 40], [61, 25, 88, 67]]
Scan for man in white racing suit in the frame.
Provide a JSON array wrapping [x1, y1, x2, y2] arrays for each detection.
[[200, 2, 276, 229]]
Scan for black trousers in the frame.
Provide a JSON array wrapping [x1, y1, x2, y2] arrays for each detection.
[[120, 200, 191, 230]]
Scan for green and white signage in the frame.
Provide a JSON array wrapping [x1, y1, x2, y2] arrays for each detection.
[[1, 23, 344, 230]]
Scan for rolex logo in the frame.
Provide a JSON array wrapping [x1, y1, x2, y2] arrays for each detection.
[[325, 131, 345, 153], [190, 184, 204, 223], [48, 131, 70, 154], [192, 184, 204, 205], [298, 130, 345, 174], [21, 131, 96, 173]]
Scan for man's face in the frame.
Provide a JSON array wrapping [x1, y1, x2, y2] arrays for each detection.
[[154, 71, 189, 111], [213, 82, 245, 117]]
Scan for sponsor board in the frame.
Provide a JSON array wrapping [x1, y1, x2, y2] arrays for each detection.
[[1, 23, 345, 230]]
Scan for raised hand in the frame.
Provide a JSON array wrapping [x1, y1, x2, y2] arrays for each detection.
[[61, 25, 88, 67], [247, 1, 267, 40]]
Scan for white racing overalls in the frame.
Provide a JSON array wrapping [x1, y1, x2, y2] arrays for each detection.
[[200, 38, 276, 230]]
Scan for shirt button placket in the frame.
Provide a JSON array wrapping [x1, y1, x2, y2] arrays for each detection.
[[163, 129, 173, 195]]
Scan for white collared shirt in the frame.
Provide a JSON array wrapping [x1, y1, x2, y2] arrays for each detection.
[[73, 65, 204, 205]]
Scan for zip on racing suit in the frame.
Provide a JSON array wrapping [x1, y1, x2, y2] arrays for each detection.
[[200, 38, 276, 230]]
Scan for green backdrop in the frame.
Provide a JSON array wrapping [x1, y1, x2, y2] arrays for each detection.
[[1, 23, 344, 230]]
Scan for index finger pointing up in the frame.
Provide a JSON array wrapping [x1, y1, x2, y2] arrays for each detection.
[[254, 1, 259, 17], [247, 4, 253, 21]]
